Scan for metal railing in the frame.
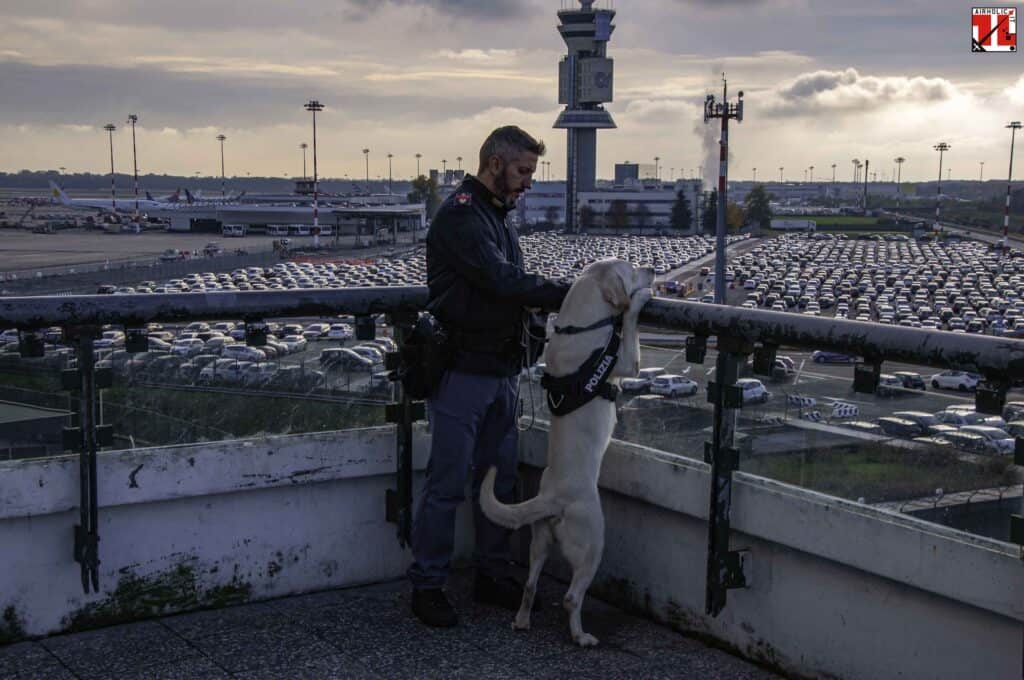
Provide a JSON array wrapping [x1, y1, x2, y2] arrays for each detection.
[[2, 287, 1024, 612]]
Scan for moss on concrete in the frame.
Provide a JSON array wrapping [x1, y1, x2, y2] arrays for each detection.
[[64, 562, 252, 634]]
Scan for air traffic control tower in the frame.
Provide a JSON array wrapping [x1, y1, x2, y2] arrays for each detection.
[[554, 0, 616, 233]]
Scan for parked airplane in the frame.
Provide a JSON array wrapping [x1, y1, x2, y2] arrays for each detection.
[[49, 181, 166, 213]]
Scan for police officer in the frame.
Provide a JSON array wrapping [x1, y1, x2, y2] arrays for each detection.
[[409, 126, 569, 627]]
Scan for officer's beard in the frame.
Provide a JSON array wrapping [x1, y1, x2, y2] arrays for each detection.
[[493, 168, 518, 209]]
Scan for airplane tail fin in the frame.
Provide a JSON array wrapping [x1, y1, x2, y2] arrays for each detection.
[[169, 189, 181, 203], [145, 191, 155, 201], [48, 180, 71, 206], [184, 189, 195, 204]]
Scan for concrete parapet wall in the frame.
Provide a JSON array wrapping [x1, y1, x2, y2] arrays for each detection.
[[1, 424, 1021, 679], [517, 428, 1023, 680], [0, 427, 436, 642]]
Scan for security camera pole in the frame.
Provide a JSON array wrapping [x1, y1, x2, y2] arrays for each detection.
[[702, 74, 746, 618]]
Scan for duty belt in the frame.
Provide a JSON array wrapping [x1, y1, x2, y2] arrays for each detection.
[[541, 314, 622, 416]]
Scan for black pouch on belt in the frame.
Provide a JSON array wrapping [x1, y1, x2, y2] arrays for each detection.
[[399, 313, 451, 399]]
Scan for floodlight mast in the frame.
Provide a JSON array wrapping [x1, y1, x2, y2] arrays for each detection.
[[304, 100, 324, 233], [894, 157, 905, 209], [127, 115, 139, 221], [216, 134, 227, 197], [934, 142, 951, 229], [1004, 122, 1021, 258], [300, 143, 308, 180], [103, 123, 116, 211]]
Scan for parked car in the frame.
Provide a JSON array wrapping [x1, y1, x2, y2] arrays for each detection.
[[893, 371, 926, 391], [811, 350, 859, 364], [877, 416, 925, 438], [327, 324, 353, 340], [220, 344, 266, 363], [302, 323, 330, 340], [929, 370, 981, 392], [737, 378, 771, 404], [281, 335, 308, 353], [892, 411, 942, 432], [1005, 420, 1024, 438], [875, 374, 905, 397], [320, 347, 374, 371], [198, 358, 240, 384], [1003, 401, 1024, 421], [349, 345, 384, 364], [205, 336, 236, 354], [170, 339, 205, 358], [649, 375, 699, 398], [958, 425, 1015, 455], [620, 367, 667, 392], [936, 430, 990, 454], [242, 362, 279, 386]]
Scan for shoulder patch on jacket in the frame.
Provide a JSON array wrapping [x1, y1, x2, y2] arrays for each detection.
[[455, 192, 471, 206]]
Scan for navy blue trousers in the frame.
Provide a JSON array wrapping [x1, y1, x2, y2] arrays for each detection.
[[407, 369, 520, 589]]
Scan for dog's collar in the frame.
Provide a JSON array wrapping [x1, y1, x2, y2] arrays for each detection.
[[553, 314, 623, 336]]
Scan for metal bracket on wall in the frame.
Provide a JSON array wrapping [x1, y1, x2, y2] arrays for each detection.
[[384, 312, 423, 548], [61, 326, 103, 594], [704, 342, 752, 617]]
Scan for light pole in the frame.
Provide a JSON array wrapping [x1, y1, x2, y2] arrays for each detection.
[[456, 156, 462, 172], [387, 153, 393, 194], [216, 134, 227, 197], [934, 142, 950, 228], [1003, 122, 1022, 255], [415, 153, 422, 178], [300, 143, 308, 179], [442, 158, 447, 178], [803, 168, 807, 182], [103, 123, 116, 211], [779, 166, 783, 182], [127, 114, 140, 221], [752, 167, 756, 182], [831, 163, 836, 183], [980, 161, 985, 182], [654, 155, 660, 180], [304, 99, 324, 235], [809, 165, 814, 183], [851, 159, 859, 183], [894, 156, 905, 208], [362, 148, 370, 184]]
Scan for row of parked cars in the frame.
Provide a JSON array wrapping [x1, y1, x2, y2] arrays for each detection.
[[866, 402, 1024, 455], [90, 233, 750, 297], [719, 233, 1024, 336]]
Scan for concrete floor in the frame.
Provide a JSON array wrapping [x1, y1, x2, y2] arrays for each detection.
[[0, 569, 783, 679]]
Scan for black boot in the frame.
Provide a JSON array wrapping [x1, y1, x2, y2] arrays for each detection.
[[473, 573, 541, 612], [411, 588, 458, 628]]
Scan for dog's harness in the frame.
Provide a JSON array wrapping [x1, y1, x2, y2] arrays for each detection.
[[540, 314, 623, 416]]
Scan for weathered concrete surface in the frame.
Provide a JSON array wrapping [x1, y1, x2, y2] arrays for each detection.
[[517, 426, 1024, 680], [2, 422, 1022, 678], [0, 427, 435, 642]]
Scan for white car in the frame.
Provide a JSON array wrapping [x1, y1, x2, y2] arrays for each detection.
[[649, 374, 699, 398], [327, 323, 353, 340], [929, 370, 981, 392], [170, 338, 205, 358], [281, 335, 308, 353], [620, 367, 667, 392], [737, 378, 771, 404], [220, 344, 267, 362], [958, 425, 1015, 455]]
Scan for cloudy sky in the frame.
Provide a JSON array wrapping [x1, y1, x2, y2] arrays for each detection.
[[2, 0, 1023, 183]]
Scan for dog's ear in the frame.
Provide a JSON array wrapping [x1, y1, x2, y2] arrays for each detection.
[[599, 268, 629, 310]]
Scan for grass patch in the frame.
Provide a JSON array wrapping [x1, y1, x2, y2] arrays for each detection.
[[743, 443, 1015, 504]]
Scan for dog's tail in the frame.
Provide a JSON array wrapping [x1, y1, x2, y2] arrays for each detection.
[[480, 467, 560, 530]]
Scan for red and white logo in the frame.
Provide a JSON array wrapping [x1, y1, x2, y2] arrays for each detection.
[[972, 7, 1017, 52]]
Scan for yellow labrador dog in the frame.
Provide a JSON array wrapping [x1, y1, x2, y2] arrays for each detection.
[[481, 258, 654, 646]]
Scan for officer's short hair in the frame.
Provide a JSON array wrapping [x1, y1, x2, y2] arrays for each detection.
[[478, 126, 545, 173]]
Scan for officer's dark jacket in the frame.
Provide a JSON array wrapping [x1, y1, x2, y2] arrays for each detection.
[[426, 175, 569, 376]]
